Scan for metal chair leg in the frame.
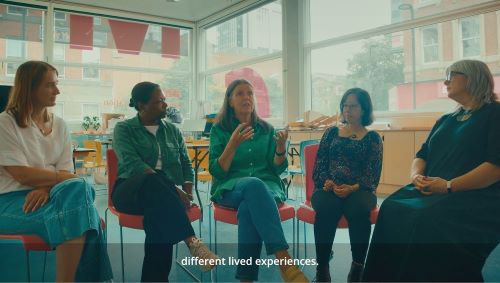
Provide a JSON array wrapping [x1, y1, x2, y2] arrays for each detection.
[[120, 226, 125, 282], [25, 250, 31, 282], [42, 251, 47, 282]]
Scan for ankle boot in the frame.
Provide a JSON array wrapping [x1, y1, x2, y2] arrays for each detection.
[[347, 261, 363, 282], [312, 265, 331, 283]]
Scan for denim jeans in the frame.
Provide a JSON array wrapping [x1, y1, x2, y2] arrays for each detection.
[[216, 177, 289, 281], [0, 178, 113, 282]]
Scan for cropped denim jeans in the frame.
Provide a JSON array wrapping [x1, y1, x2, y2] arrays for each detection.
[[0, 178, 113, 281], [216, 177, 289, 281]]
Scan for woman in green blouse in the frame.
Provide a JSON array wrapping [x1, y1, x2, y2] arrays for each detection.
[[209, 79, 308, 282]]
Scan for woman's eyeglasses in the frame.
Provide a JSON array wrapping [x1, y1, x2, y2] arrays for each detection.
[[445, 71, 466, 81]]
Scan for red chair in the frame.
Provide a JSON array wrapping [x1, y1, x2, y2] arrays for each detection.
[[0, 220, 106, 282], [105, 149, 204, 282], [295, 143, 379, 259], [208, 198, 296, 280], [0, 234, 50, 281]]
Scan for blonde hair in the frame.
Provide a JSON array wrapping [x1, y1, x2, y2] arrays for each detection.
[[446, 59, 497, 109], [5, 61, 58, 127]]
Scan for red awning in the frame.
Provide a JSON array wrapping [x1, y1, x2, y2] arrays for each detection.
[[69, 14, 93, 50], [162, 27, 180, 59], [108, 19, 148, 55]]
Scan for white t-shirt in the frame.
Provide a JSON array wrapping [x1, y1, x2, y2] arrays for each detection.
[[144, 125, 162, 169], [0, 112, 74, 194]]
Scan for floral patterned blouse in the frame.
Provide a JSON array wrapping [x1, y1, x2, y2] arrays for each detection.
[[313, 126, 383, 193]]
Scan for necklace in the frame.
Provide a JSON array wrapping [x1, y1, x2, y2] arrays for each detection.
[[34, 116, 53, 136], [349, 134, 357, 140], [456, 108, 473, 122]]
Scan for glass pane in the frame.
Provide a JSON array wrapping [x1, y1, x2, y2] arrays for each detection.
[[310, 0, 495, 43], [204, 58, 283, 125], [309, 9, 500, 113], [51, 12, 192, 124], [205, 1, 282, 69], [0, 4, 44, 78]]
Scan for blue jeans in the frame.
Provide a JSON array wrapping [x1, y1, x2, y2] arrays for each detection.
[[216, 177, 289, 281], [0, 178, 113, 281]]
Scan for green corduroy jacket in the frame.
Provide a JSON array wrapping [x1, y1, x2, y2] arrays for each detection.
[[113, 115, 194, 185]]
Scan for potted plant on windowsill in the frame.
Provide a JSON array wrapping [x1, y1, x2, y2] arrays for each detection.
[[91, 116, 101, 133], [82, 116, 92, 133]]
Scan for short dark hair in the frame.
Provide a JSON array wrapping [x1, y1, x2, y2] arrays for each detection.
[[129, 81, 160, 111], [339, 87, 374, 126]]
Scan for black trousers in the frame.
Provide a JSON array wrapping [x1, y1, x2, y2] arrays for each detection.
[[112, 172, 195, 282], [311, 189, 376, 269]]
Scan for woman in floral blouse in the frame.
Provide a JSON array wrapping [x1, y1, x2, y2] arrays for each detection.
[[311, 88, 382, 282]]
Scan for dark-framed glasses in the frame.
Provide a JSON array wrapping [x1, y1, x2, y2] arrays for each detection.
[[445, 71, 466, 81]]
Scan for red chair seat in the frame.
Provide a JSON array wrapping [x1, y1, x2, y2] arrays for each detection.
[[0, 234, 51, 251]]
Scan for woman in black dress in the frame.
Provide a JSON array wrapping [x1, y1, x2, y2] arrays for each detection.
[[312, 88, 382, 282], [362, 59, 500, 282]]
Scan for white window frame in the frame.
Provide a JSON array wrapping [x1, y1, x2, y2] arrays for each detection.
[[5, 63, 19, 77], [7, 5, 26, 16], [459, 16, 482, 58], [81, 103, 100, 120], [93, 17, 101, 26], [82, 47, 101, 80], [6, 39, 26, 58], [421, 25, 440, 64], [54, 11, 66, 22], [52, 102, 65, 118]]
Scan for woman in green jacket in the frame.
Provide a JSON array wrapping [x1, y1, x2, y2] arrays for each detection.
[[209, 79, 308, 282], [113, 82, 218, 282]]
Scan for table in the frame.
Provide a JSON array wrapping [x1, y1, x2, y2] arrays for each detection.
[[72, 147, 96, 173], [98, 140, 112, 151], [186, 142, 209, 218]]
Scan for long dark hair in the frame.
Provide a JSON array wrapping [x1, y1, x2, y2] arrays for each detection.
[[214, 79, 271, 133]]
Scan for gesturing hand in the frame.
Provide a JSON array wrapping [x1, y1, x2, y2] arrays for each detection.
[[23, 187, 51, 213], [274, 127, 289, 154], [229, 123, 254, 149]]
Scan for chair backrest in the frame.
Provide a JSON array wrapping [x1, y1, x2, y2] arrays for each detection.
[[83, 140, 104, 164], [299, 139, 320, 171], [304, 143, 320, 202], [106, 149, 118, 208]]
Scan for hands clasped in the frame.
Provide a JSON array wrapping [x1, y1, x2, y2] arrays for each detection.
[[412, 174, 447, 195]]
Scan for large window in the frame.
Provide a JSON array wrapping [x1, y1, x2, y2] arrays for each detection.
[[460, 16, 481, 58], [421, 25, 439, 63], [202, 1, 284, 124], [50, 12, 192, 122], [306, 1, 500, 113], [0, 4, 44, 80]]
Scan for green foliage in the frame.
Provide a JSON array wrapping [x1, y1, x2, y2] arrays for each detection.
[[82, 116, 101, 131], [346, 36, 404, 111]]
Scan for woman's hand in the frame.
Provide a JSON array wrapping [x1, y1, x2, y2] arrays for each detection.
[[176, 187, 192, 209], [415, 176, 447, 195], [182, 182, 194, 201], [333, 184, 357, 198], [228, 123, 254, 150], [274, 127, 289, 154], [23, 187, 51, 213], [323, 179, 338, 192], [411, 174, 428, 190]]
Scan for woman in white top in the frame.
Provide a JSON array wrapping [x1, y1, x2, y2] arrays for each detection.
[[0, 61, 112, 282]]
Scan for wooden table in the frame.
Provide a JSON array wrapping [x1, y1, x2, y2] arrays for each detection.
[[72, 147, 96, 173]]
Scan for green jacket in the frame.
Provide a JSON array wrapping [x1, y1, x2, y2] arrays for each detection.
[[113, 115, 194, 184], [209, 121, 287, 202]]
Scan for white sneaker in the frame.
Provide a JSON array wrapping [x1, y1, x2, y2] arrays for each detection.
[[188, 238, 219, 272]]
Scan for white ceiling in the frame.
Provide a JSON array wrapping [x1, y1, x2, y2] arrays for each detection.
[[58, 0, 246, 22]]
